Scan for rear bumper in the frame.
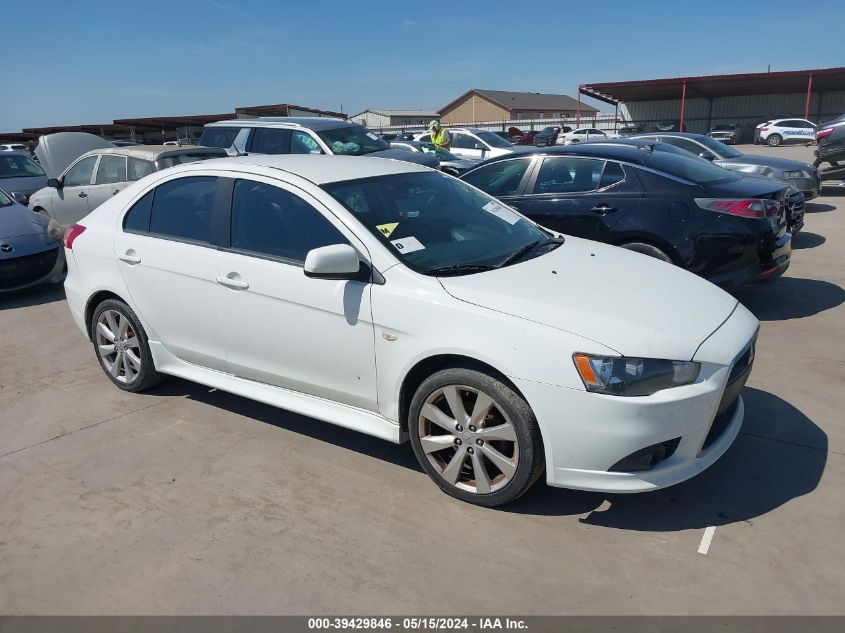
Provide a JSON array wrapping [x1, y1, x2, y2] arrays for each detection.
[[0, 244, 65, 293]]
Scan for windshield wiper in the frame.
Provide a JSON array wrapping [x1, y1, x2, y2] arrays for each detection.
[[498, 237, 564, 267], [426, 263, 498, 277]]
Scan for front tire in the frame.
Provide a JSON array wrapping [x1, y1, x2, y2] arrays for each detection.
[[408, 368, 544, 507], [91, 299, 163, 392], [767, 134, 782, 147], [619, 242, 673, 263]]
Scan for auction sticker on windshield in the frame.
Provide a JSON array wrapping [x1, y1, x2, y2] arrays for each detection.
[[390, 236, 425, 254], [376, 222, 399, 237], [483, 201, 520, 225]]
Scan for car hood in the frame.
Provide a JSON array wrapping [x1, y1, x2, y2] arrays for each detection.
[[441, 158, 480, 170], [34, 132, 114, 178], [438, 236, 738, 360], [368, 149, 439, 169], [0, 202, 48, 239], [0, 174, 49, 198], [720, 154, 814, 172]]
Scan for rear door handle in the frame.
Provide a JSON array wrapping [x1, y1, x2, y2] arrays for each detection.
[[590, 204, 617, 213], [118, 251, 141, 264], [216, 275, 249, 290], [78, 192, 87, 198]]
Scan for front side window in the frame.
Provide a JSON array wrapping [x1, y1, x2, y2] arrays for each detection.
[[0, 154, 45, 179], [149, 176, 217, 243], [474, 131, 512, 148], [291, 131, 324, 154], [534, 157, 605, 194], [64, 156, 97, 187], [696, 136, 742, 158], [128, 157, 156, 181], [452, 133, 479, 150], [94, 155, 127, 184], [316, 124, 389, 156], [323, 171, 551, 275], [462, 158, 531, 196], [199, 126, 241, 149], [0, 189, 12, 206], [250, 128, 291, 155], [660, 137, 705, 156], [230, 180, 347, 263]]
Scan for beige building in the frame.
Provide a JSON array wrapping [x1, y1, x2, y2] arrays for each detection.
[[439, 88, 598, 124], [350, 109, 440, 129]]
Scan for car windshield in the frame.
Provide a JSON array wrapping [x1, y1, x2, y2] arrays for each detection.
[[0, 154, 46, 179], [712, 125, 736, 131], [644, 146, 739, 184], [415, 143, 460, 161], [317, 125, 390, 156], [696, 135, 743, 158], [474, 131, 513, 148], [0, 189, 13, 206], [323, 171, 553, 275], [157, 152, 226, 168]]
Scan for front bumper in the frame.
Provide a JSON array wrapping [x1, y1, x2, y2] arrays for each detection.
[[515, 307, 757, 493], [786, 175, 820, 201], [0, 244, 65, 292]]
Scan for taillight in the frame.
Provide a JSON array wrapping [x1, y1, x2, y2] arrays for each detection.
[[816, 127, 833, 140], [760, 127, 769, 132], [64, 223, 86, 249], [694, 199, 779, 219]]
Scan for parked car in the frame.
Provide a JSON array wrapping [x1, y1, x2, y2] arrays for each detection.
[[390, 140, 480, 176], [28, 145, 227, 227], [200, 117, 438, 170], [34, 132, 114, 179], [617, 125, 646, 137], [460, 141, 791, 286], [414, 127, 515, 161], [63, 154, 758, 506], [0, 187, 65, 292], [110, 140, 139, 147], [557, 128, 610, 144], [708, 123, 744, 144], [533, 126, 563, 146], [506, 127, 538, 146], [629, 132, 821, 200], [1, 143, 32, 155], [814, 114, 845, 168], [0, 151, 49, 204], [754, 118, 816, 146]]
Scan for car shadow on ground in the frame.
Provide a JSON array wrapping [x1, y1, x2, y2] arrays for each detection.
[[804, 202, 836, 213], [791, 231, 826, 249], [730, 277, 845, 320], [0, 283, 66, 311], [509, 387, 827, 529]]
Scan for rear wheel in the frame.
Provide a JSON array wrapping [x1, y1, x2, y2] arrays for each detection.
[[767, 134, 783, 147], [91, 299, 163, 392], [408, 368, 544, 507], [619, 242, 673, 263]]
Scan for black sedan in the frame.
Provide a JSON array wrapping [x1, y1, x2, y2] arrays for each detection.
[[532, 126, 565, 146], [460, 142, 792, 286]]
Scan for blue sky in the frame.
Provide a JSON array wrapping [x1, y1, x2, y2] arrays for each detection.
[[3, 0, 843, 131]]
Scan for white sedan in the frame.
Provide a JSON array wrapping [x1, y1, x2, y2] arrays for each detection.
[[63, 155, 757, 506], [556, 127, 618, 144]]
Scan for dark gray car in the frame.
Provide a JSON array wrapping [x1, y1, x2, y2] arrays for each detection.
[[631, 132, 821, 199], [390, 140, 480, 176], [0, 152, 49, 204]]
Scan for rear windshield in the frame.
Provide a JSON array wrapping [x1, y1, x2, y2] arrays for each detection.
[[0, 154, 46, 178], [199, 127, 240, 149], [644, 147, 738, 184], [158, 151, 226, 168]]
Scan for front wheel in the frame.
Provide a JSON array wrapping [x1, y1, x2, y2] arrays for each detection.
[[767, 134, 782, 147], [408, 368, 544, 507]]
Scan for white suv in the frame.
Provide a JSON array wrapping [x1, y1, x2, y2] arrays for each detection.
[[754, 118, 816, 146], [414, 127, 515, 161]]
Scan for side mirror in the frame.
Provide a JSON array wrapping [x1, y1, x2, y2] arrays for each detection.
[[304, 244, 364, 280], [11, 192, 27, 204], [47, 177, 62, 188], [699, 151, 715, 161], [474, 143, 486, 150]]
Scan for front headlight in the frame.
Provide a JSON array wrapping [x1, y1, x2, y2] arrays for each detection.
[[573, 353, 700, 396], [45, 217, 64, 244], [781, 169, 812, 179]]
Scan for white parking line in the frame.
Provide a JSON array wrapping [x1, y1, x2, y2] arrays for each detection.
[[698, 526, 716, 555]]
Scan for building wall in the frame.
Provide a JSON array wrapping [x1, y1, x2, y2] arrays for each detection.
[[353, 111, 392, 128], [441, 95, 508, 124], [389, 115, 438, 126]]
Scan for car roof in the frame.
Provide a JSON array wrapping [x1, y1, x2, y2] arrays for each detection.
[[632, 131, 710, 142], [476, 140, 669, 165], [205, 117, 351, 131], [82, 145, 227, 161], [0, 150, 35, 158], [166, 154, 429, 185]]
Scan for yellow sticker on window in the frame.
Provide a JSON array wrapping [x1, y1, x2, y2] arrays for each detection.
[[376, 222, 399, 237]]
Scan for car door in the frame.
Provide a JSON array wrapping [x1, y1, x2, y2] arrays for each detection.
[[52, 155, 97, 226], [450, 132, 486, 160], [86, 154, 128, 211], [461, 156, 535, 210], [215, 176, 378, 411], [515, 156, 642, 242], [113, 174, 228, 371]]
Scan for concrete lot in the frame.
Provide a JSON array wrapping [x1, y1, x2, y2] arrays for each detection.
[[1, 143, 843, 615]]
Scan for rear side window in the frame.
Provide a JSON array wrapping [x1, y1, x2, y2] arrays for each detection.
[[462, 158, 531, 196], [64, 156, 97, 186], [250, 128, 291, 154], [534, 157, 604, 193], [95, 155, 127, 184], [123, 191, 154, 232], [230, 179, 348, 263], [128, 157, 156, 181], [199, 126, 240, 149], [149, 176, 217, 244], [600, 162, 625, 188]]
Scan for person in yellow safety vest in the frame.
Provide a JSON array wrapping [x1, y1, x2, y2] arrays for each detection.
[[428, 120, 451, 149]]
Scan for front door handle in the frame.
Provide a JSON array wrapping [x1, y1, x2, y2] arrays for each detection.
[[216, 275, 249, 290], [590, 204, 617, 214], [78, 192, 87, 198], [118, 251, 141, 264]]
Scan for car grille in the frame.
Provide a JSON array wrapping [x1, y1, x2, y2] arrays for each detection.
[[702, 340, 755, 451], [0, 247, 59, 289]]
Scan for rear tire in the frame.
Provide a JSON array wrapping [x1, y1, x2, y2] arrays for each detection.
[[91, 299, 164, 392], [408, 368, 544, 507], [619, 242, 673, 263], [767, 134, 782, 147]]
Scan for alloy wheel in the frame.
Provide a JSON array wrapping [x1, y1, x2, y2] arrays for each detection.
[[417, 385, 519, 494], [95, 309, 141, 384]]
